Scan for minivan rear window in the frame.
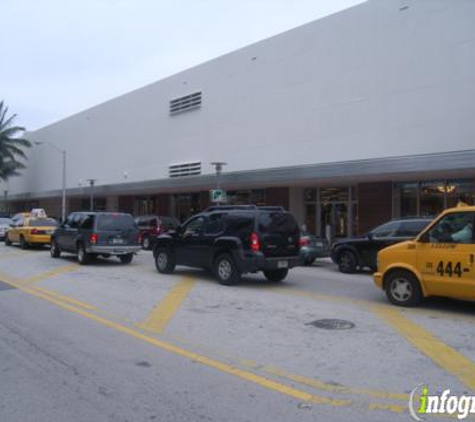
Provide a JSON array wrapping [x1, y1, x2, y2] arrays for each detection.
[[97, 214, 136, 230], [258, 212, 298, 234]]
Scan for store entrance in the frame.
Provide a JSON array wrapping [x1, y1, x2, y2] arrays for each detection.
[[303, 187, 357, 241]]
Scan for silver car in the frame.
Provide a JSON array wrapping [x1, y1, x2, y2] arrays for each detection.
[[0, 218, 12, 240]]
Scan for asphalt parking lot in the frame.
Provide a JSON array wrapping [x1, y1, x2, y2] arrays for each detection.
[[0, 244, 474, 422]]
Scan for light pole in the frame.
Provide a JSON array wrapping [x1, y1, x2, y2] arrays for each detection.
[[86, 179, 97, 211], [210, 162, 227, 190], [34, 141, 67, 222], [210, 162, 227, 206]]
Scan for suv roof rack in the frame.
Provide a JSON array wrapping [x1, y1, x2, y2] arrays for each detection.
[[205, 205, 257, 212]]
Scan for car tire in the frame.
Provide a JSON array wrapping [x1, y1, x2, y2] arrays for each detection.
[[5, 234, 12, 246], [385, 270, 423, 307], [155, 248, 175, 274], [304, 258, 316, 266], [337, 250, 357, 274], [50, 239, 61, 258], [77, 243, 90, 265], [142, 236, 151, 250], [214, 254, 241, 286], [119, 253, 134, 264], [20, 236, 29, 250], [263, 268, 289, 282]]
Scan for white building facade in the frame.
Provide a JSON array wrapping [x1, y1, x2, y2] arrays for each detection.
[[5, 0, 475, 238]]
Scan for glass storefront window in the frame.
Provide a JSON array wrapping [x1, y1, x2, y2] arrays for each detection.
[[304, 204, 316, 234], [394, 179, 475, 218], [394, 182, 418, 217], [420, 181, 445, 217], [226, 189, 266, 206], [304, 188, 316, 202], [446, 180, 475, 208]]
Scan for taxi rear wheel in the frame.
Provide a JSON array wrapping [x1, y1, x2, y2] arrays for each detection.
[[20, 236, 29, 249], [385, 270, 423, 307]]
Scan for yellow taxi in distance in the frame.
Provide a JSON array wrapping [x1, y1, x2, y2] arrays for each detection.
[[5, 216, 58, 249], [374, 206, 474, 307]]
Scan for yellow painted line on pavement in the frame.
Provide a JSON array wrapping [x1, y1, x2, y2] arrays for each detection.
[[261, 365, 409, 402], [372, 305, 475, 393], [0, 250, 30, 260], [30, 285, 96, 310], [137, 277, 196, 334], [0, 275, 351, 407], [18, 264, 79, 286]]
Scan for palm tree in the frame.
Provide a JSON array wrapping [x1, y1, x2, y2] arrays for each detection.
[[0, 101, 31, 181]]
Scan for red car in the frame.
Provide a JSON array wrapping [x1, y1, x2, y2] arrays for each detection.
[[135, 215, 180, 250]]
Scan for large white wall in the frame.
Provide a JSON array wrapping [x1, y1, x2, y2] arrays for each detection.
[[9, 0, 475, 196]]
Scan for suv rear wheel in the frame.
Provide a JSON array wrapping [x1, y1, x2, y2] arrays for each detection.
[[338, 250, 357, 274], [50, 239, 61, 258], [77, 243, 90, 265], [215, 254, 241, 286], [155, 248, 175, 274], [119, 253, 134, 264], [264, 268, 289, 282], [385, 270, 423, 307]]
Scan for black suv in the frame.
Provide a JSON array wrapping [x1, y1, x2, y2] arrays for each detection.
[[153, 205, 302, 285], [331, 217, 432, 273], [50, 212, 141, 265]]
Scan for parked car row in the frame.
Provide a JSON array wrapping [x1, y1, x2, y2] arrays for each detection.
[[5, 205, 473, 308]]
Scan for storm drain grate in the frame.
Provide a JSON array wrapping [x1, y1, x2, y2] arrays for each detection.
[[306, 319, 355, 330]]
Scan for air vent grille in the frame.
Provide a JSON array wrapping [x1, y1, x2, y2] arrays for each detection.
[[169, 161, 202, 178], [170, 92, 202, 115]]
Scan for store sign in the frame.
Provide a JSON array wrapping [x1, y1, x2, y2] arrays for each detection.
[[210, 189, 227, 203]]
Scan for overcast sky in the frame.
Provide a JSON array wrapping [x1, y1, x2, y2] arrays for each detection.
[[2, 0, 364, 131]]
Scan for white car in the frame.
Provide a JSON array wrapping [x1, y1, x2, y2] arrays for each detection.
[[0, 218, 12, 240]]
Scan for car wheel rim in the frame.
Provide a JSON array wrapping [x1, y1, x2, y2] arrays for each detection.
[[143, 238, 150, 249], [78, 248, 84, 261], [390, 278, 412, 302], [157, 252, 167, 270], [340, 253, 352, 270], [218, 260, 232, 280]]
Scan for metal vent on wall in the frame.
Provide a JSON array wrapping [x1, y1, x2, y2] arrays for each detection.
[[169, 92, 202, 115], [169, 161, 202, 178]]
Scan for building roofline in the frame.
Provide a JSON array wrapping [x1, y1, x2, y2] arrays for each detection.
[[8, 149, 475, 201]]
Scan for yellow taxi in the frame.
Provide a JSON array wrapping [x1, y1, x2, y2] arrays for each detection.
[[374, 206, 474, 306], [5, 215, 59, 249]]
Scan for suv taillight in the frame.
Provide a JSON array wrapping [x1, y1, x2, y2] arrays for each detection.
[[250, 232, 260, 252], [155, 225, 162, 235], [90, 233, 98, 244], [299, 237, 310, 247]]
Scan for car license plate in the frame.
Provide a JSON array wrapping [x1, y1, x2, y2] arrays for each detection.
[[111, 238, 124, 245], [277, 260, 288, 268]]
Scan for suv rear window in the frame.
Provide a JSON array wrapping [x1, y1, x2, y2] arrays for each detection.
[[258, 212, 298, 234], [97, 214, 136, 230]]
